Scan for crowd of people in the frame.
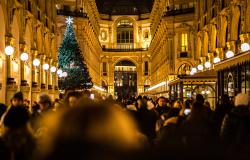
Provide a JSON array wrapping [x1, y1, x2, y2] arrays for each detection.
[[0, 90, 249, 160]]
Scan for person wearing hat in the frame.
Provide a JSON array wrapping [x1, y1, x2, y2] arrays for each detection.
[[220, 93, 250, 159], [10, 92, 24, 107]]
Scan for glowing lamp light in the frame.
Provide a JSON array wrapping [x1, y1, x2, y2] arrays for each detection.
[[213, 57, 221, 64], [201, 91, 205, 94], [57, 69, 63, 75], [225, 50, 234, 58], [190, 71, 194, 75], [241, 43, 250, 52], [191, 67, 197, 73], [62, 72, 68, 77], [50, 66, 57, 73], [206, 90, 210, 94], [58, 73, 63, 78], [204, 61, 211, 69], [33, 58, 40, 66], [43, 63, 49, 70], [20, 52, 29, 61], [5, 46, 14, 56], [197, 64, 204, 71]]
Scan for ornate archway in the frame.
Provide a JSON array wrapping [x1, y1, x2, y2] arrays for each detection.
[[114, 60, 137, 99]]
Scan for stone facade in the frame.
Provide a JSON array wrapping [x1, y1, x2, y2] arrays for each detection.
[[0, 0, 58, 105]]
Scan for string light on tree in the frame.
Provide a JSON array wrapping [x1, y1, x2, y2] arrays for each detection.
[[58, 16, 93, 90]]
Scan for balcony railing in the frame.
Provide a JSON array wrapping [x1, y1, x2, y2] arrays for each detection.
[[164, 7, 195, 16], [57, 9, 87, 18], [102, 43, 148, 52]]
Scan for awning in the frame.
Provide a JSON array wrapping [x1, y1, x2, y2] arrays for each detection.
[[214, 51, 250, 71]]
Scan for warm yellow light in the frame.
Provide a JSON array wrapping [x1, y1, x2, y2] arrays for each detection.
[[20, 52, 29, 61], [43, 63, 49, 70], [5, 46, 14, 56], [62, 72, 68, 77], [197, 64, 204, 71], [204, 61, 211, 69], [50, 66, 57, 73], [57, 69, 63, 75], [241, 43, 250, 52], [191, 67, 197, 73], [225, 50, 234, 58], [33, 58, 40, 66], [213, 57, 221, 63]]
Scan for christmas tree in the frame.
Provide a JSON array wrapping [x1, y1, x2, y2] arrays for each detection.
[[58, 16, 93, 90]]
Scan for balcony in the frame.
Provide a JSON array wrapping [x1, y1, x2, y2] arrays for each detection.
[[102, 43, 148, 52], [177, 52, 191, 58], [164, 7, 194, 17], [57, 8, 87, 18]]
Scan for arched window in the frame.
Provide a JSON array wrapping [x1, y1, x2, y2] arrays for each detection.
[[117, 19, 134, 49], [177, 63, 192, 75]]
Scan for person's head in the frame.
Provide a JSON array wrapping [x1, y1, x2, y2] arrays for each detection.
[[64, 91, 81, 107], [173, 100, 182, 110], [196, 94, 204, 105], [3, 105, 30, 129], [204, 101, 210, 108], [157, 96, 166, 107], [11, 92, 24, 107], [38, 94, 52, 112], [39, 98, 141, 160], [0, 103, 7, 119], [221, 94, 230, 104], [234, 93, 249, 107]]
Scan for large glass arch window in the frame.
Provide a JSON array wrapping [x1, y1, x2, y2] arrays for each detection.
[[117, 19, 134, 49]]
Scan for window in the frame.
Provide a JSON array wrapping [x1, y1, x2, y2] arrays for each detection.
[[117, 19, 134, 49], [102, 62, 107, 76], [144, 61, 148, 75], [181, 33, 188, 52]]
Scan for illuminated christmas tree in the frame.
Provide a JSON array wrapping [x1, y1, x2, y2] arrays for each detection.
[[58, 16, 93, 90]]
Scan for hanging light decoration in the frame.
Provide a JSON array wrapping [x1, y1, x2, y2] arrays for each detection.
[[5, 46, 14, 56], [225, 50, 234, 58], [20, 52, 29, 61], [43, 63, 49, 70], [240, 42, 250, 52], [33, 58, 40, 66], [197, 64, 204, 71], [204, 61, 211, 69], [213, 57, 221, 63]]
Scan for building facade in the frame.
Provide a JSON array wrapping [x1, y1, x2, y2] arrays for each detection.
[[0, 0, 58, 105]]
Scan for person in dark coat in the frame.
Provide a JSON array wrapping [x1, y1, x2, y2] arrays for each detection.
[[155, 97, 170, 117], [220, 93, 250, 159], [2, 105, 37, 160]]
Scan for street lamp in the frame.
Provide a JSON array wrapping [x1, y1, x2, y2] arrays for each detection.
[[204, 61, 211, 69], [225, 50, 234, 58], [57, 69, 62, 75], [241, 42, 250, 52], [50, 66, 57, 73], [33, 58, 40, 66], [62, 71, 68, 77], [213, 57, 221, 63], [43, 63, 49, 70], [197, 64, 204, 71], [20, 52, 29, 61], [5, 46, 14, 56]]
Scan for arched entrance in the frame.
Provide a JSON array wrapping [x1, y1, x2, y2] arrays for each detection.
[[114, 60, 137, 99]]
